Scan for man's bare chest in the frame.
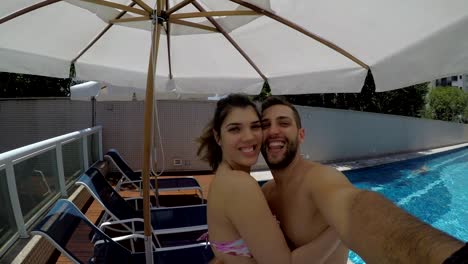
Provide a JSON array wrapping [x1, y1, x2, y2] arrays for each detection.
[[271, 192, 329, 247]]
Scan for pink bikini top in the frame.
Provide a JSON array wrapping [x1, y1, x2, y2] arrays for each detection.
[[198, 233, 253, 258], [198, 216, 279, 258]]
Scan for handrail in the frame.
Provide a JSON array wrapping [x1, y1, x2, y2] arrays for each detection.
[[0, 126, 102, 164]]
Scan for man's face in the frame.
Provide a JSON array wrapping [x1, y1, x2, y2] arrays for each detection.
[[261, 105, 304, 170]]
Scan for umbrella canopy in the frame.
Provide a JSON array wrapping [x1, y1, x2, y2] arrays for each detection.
[[2, 0, 468, 96]]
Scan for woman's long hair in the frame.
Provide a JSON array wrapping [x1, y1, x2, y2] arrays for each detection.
[[197, 94, 260, 171]]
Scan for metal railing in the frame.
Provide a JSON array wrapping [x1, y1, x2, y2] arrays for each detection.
[[0, 126, 102, 257]]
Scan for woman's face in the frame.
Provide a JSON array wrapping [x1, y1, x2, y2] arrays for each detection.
[[218, 106, 262, 172]]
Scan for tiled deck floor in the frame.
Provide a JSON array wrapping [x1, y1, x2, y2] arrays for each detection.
[[54, 174, 214, 264]]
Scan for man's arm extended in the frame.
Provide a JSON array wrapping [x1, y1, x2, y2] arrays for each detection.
[[347, 190, 463, 264], [308, 165, 464, 264]]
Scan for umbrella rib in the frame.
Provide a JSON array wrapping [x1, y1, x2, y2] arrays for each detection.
[[72, 2, 137, 63], [168, 19, 218, 32], [166, 0, 195, 16], [80, 0, 149, 16], [191, 1, 267, 81], [171, 10, 257, 19], [166, 24, 173, 79], [229, 0, 369, 70], [131, 0, 153, 13], [110, 16, 150, 24], [166, 0, 173, 79], [0, 0, 62, 24]]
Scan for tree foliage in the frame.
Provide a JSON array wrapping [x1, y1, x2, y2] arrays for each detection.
[[279, 72, 429, 118], [252, 82, 271, 102], [424, 86, 468, 122], [0, 72, 72, 98], [464, 106, 468, 123]]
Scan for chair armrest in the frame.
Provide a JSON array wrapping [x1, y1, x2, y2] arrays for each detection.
[[94, 233, 155, 253], [124, 197, 143, 201], [100, 218, 144, 228], [153, 225, 207, 235], [122, 179, 143, 184], [155, 242, 208, 252]]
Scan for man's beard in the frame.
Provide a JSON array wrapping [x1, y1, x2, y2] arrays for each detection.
[[262, 138, 298, 170]]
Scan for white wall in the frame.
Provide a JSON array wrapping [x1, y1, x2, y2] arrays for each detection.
[[93, 100, 216, 172], [298, 106, 468, 162], [1, 99, 467, 171], [0, 99, 92, 153]]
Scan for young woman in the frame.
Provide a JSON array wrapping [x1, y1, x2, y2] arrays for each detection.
[[197, 94, 339, 264]]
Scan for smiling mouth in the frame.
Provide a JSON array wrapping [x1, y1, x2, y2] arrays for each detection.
[[240, 145, 257, 153], [240, 146, 255, 153], [267, 139, 286, 151]]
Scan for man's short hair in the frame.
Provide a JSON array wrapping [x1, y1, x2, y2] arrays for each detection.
[[261, 96, 302, 128]]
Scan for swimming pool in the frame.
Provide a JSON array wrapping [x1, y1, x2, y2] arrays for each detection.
[[343, 147, 468, 264]]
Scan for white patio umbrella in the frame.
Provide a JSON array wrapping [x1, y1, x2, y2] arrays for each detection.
[[2, 1, 468, 262], [2, 0, 468, 95]]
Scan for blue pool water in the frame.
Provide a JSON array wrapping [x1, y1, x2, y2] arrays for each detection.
[[343, 147, 468, 264]]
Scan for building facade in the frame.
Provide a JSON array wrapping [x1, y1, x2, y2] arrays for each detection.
[[433, 74, 468, 92]]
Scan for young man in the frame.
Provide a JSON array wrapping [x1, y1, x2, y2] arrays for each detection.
[[260, 96, 465, 264]]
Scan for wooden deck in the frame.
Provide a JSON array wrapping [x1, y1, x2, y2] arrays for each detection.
[[54, 174, 213, 264]]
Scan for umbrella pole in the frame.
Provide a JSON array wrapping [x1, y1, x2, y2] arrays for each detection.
[[143, 16, 162, 264]]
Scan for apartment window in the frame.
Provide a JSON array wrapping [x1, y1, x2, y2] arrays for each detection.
[[452, 76, 458, 81], [441, 78, 447, 86]]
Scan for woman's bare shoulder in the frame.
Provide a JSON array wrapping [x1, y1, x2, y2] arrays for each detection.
[[217, 168, 258, 183], [215, 169, 262, 197]]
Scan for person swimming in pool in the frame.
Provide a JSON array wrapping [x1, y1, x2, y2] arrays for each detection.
[[414, 164, 430, 174], [197, 94, 340, 264]]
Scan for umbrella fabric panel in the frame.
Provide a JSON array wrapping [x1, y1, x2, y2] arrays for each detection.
[[271, 0, 468, 92], [229, 16, 368, 93], [0, 1, 45, 18], [0, 1, 107, 78], [371, 16, 468, 92]]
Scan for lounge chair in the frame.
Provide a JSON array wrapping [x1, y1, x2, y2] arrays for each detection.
[[31, 199, 214, 264], [105, 149, 204, 201], [76, 168, 207, 248]]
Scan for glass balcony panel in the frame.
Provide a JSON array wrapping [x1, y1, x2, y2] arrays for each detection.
[[13, 150, 59, 222], [0, 169, 18, 250], [62, 139, 84, 184], [87, 133, 100, 165]]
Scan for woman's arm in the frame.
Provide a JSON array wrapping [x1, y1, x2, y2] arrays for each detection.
[[225, 172, 338, 264], [290, 227, 341, 264]]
